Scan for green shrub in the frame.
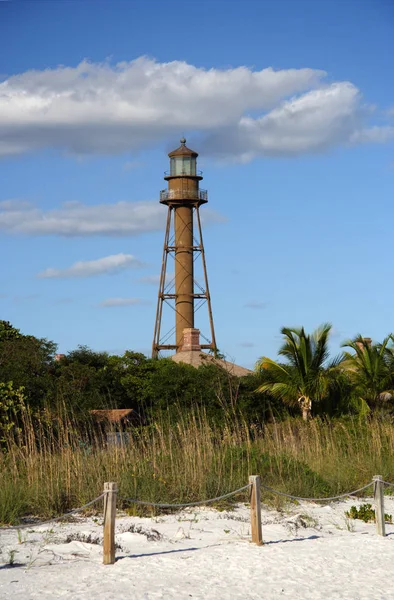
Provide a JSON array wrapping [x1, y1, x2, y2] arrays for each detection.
[[346, 503, 393, 524]]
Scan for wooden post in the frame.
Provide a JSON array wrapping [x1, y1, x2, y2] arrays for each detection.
[[249, 475, 263, 546], [103, 482, 117, 564], [373, 475, 386, 537]]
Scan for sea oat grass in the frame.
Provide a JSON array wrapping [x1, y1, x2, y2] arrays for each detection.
[[2, 409, 394, 524]]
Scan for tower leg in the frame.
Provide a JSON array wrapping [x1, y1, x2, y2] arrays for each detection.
[[152, 207, 172, 358], [196, 206, 217, 355]]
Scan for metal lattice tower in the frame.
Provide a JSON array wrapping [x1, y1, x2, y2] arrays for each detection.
[[152, 138, 217, 358]]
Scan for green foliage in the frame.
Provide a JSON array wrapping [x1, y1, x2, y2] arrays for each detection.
[[256, 324, 339, 420], [346, 503, 393, 524], [256, 327, 394, 419], [0, 321, 56, 409], [223, 445, 331, 500], [0, 320, 23, 341], [0, 382, 26, 440], [0, 321, 276, 422], [341, 335, 394, 411], [0, 473, 29, 525], [2, 320, 394, 427], [7, 550, 17, 566]]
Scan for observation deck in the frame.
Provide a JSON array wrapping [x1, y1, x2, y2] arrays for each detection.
[[160, 188, 208, 205]]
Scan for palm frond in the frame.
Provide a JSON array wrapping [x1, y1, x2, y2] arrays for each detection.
[[256, 323, 334, 412]]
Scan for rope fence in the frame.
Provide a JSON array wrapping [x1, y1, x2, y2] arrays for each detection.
[[0, 493, 106, 531], [259, 482, 374, 503], [1, 475, 393, 564], [119, 484, 251, 509], [380, 480, 394, 488]]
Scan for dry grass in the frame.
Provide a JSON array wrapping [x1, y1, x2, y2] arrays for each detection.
[[1, 406, 394, 524]]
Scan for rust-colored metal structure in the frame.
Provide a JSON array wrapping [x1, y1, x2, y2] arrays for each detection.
[[152, 138, 217, 358]]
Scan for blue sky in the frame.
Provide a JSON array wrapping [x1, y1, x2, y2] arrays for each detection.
[[0, 0, 393, 368]]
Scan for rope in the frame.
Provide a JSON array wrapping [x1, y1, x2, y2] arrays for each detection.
[[381, 481, 394, 489], [5, 478, 394, 531], [259, 482, 373, 502], [120, 484, 251, 508], [0, 493, 106, 531]]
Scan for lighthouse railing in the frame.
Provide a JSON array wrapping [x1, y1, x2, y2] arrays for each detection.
[[160, 189, 208, 202]]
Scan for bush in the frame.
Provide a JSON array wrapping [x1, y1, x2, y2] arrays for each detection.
[[346, 503, 393, 524]]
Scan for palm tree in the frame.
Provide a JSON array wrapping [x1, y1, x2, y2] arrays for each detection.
[[256, 323, 337, 420], [340, 335, 394, 412]]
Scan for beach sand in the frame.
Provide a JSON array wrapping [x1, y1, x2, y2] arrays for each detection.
[[1, 496, 394, 599]]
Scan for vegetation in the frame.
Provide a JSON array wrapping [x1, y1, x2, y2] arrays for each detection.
[[2, 407, 394, 523], [0, 321, 271, 424], [2, 319, 394, 524], [341, 335, 394, 415], [346, 503, 393, 524], [256, 324, 394, 420], [256, 324, 339, 420]]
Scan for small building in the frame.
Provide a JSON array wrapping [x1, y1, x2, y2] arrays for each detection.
[[89, 409, 140, 446], [171, 328, 252, 377]]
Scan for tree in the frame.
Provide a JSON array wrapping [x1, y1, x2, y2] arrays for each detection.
[[109, 351, 259, 421], [63, 345, 110, 369], [53, 346, 126, 412], [255, 323, 338, 420], [0, 321, 23, 341], [340, 335, 394, 414], [0, 322, 56, 408]]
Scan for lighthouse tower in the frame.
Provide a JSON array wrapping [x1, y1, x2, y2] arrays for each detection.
[[152, 138, 217, 358]]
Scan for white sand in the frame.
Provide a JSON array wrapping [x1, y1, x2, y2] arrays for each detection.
[[1, 497, 394, 599]]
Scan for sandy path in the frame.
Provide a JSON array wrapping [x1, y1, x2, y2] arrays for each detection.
[[1, 498, 394, 599]]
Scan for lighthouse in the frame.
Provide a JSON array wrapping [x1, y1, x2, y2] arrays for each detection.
[[152, 138, 217, 358]]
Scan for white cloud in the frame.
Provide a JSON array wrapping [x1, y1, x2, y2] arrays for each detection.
[[203, 83, 380, 159], [37, 253, 142, 279], [0, 57, 391, 161], [0, 58, 324, 157], [350, 126, 394, 145], [0, 200, 163, 236], [0, 199, 32, 210], [99, 297, 146, 307], [0, 199, 224, 237], [239, 342, 255, 348], [244, 301, 268, 310]]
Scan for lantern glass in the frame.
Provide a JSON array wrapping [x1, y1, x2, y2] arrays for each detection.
[[170, 156, 196, 176]]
